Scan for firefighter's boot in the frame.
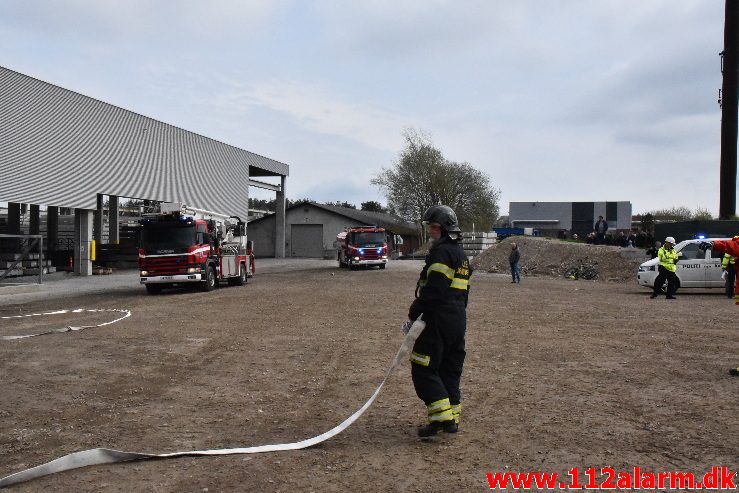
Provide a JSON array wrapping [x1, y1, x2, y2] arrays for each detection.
[[418, 398, 458, 437], [417, 420, 458, 437]]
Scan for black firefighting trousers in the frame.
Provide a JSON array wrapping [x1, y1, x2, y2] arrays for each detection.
[[410, 303, 466, 407]]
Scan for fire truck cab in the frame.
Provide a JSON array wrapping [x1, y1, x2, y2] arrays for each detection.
[[337, 226, 388, 270], [138, 203, 254, 294]]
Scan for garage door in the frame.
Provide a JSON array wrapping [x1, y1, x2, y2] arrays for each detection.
[[290, 224, 323, 257]]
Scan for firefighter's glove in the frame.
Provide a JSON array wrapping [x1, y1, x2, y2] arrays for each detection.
[[698, 241, 713, 252], [400, 319, 413, 335]]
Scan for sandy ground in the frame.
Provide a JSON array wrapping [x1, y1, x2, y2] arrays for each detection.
[[0, 260, 737, 492]]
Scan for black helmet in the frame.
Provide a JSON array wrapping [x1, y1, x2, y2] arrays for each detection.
[[422, 205, 461, 234]]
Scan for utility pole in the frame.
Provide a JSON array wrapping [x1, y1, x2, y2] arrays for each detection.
[[719, 0, 738, 219]]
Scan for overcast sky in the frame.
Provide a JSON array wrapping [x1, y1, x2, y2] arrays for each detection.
[[0, 1, 735, 216]]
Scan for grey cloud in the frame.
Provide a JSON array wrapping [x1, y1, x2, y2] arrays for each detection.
[[558, 42, 720, 134]]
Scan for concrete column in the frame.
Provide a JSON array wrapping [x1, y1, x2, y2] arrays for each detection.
[[7, 202, 21, 234], [108, 195, 119, 244], [29, 204, 40, 235], [74, 208, 93, 276], [93, 193, 104, 245], [275, 176, 286, 258], [47, 206, 59, 252]]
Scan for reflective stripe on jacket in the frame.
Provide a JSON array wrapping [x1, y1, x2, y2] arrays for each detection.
[[658, 246, 679, 273], [409, 235, 471, 320]]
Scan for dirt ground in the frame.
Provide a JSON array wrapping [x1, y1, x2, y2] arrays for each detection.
[[1, 260, 737, 492]]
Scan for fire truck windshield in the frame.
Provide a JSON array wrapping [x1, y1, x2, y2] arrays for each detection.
[[351, 232, 385, 246], [142, 224, 195, 251]]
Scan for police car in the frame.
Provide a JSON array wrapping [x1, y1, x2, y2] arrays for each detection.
[[637, 238, 731, 293]]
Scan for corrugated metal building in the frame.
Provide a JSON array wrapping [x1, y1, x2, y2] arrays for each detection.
[[0, 66, 289, 274]]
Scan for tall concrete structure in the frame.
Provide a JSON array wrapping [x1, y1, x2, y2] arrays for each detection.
[[719, 0, 738, 219]]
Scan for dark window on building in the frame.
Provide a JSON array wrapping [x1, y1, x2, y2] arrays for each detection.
[[571, 202, 594, 237], [606, 202, 617, 222]]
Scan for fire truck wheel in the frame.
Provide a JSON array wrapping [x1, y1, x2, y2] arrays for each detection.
[[202, 266, 217, 291], [230, 263, 247, 286], [145, 284, 162, 294]]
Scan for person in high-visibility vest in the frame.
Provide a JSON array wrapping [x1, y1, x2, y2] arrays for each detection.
[[721, 252, 736, 299], [650, 236, 679, 299], [699, 236, 739, 376], [403, 205, 472, 437]]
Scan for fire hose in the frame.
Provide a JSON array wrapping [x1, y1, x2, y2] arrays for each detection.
[[0, 317, 426, 488], [0, 309, 131, 341]]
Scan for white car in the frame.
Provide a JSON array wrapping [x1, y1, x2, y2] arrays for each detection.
[[637, 238, 731, 293]]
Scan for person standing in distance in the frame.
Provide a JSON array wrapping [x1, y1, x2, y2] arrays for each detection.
[[651, 236, 679, 299], [646, 240, 661, 259], [405, 205, 471, 437], [594, 215, 609, 244], [509, 242, 521, 283]]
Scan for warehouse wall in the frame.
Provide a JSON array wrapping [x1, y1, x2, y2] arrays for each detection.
[[248, 204, 366, 258], [509, 201, 632, 234]]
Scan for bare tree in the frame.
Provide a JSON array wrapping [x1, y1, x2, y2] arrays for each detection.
[[371, 128, 500, 231]]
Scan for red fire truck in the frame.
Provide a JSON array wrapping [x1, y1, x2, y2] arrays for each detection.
[[336, 226, 388, 270], [138, 203, 254, 294]]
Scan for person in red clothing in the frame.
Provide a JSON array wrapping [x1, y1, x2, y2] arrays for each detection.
[[701, 236, 739, 304], [699, 235, 739, 376]]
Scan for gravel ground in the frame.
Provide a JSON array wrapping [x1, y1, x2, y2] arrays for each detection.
[[0, 259, 736, 492]]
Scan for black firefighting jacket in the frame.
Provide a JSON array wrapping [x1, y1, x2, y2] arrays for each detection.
[[409, 235, 471, 321]]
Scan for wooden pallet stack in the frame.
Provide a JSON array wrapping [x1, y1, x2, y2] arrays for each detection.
[[461, 231, 497, 258]]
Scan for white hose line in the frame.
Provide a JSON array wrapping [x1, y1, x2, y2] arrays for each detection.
[[0, 309, 131, 341], [0, 319, 426, 489]]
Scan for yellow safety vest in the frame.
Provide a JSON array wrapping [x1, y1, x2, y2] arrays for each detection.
[[723, 253, 736, 269], [658, 246, 678, 273]]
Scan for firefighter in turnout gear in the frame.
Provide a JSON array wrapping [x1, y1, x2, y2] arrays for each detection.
[[406, 205, 472, 437]]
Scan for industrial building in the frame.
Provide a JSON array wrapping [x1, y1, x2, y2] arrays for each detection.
[[508, 201, 633, 237], [248, 202, 420, 258], [0, 66, 289, 277]]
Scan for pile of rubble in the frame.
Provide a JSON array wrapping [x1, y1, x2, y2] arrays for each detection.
[[470, 236, 647, 282]]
